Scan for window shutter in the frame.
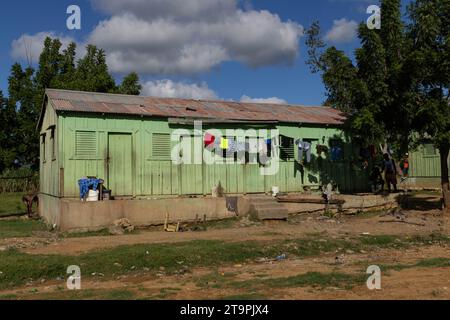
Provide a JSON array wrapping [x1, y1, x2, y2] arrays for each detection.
[[152, 133, 171, 158], [280, 136, 294, 160], [75, 131, 97, 157]]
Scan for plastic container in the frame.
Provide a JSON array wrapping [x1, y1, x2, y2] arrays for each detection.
[[272, 186, 280, 197], [102, 189, 111, 200], [86, 190, 99, 202]]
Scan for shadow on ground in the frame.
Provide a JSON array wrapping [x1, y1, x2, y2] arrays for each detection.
[[397, 194, 443, 211]]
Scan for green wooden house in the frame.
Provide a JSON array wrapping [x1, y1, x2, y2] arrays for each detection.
[[38, 89, 448, 200], [37, 89, 449, 230], [38, 89, 364, 199]]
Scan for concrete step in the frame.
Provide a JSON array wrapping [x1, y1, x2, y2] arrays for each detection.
[[249, 197, 278, 203], [257, 208, 289, 220], [252, 203, 285, 211], [247, 195, 289, 221]]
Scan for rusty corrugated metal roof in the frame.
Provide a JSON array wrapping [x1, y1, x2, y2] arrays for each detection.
[[45, 89, 345, 125]]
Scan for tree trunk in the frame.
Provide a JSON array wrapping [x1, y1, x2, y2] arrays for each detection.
[[440, 146, 450, 213]]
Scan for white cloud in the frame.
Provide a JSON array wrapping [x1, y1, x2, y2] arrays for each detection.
[[88, 0, 303, 75], [11, 1, 303, 77], [240, 95, 287, 104], [141, 80, 218, 100], [325, 18, 358, 44], [92, 0, 237, 21], [11, 32, 77, 63]]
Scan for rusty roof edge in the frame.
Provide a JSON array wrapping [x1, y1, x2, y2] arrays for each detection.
[[46, 89, 346, 125], [37, 91, 51, 132], [45, 88, 338, 110]]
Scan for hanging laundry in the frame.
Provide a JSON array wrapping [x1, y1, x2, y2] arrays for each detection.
[[220, 137, 229, 150], [227, 139, 237, 153], [248, 139, 258, 154], [258, 139, 268, 156], [266, 139, 272, 157], [204, 133, 215, 147], [303, 141, 312, 163], [236, 141, 248, 153], [331, 146, 343, 161], [296, 140, 312, 163]]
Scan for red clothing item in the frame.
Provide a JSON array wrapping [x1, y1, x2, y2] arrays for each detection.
[[403, 160, 409, 169], [204, 133, 215, 147]]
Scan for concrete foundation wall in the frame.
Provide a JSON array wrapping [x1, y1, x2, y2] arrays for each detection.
[[42, 196, 236, 232], [39, 194, 61, 227], [41, 192, 403, 232], [281, 193, 399, 215]]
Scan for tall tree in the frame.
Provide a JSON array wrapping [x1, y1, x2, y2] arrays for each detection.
[[4, 37, 142, 171], [407, 0, 450, 210], [72, 45, 117, 93], [0, 91, 18, 172], [52, 42, 77, 90], [8, 63, 39, 168], [305, 0, 450, 211], [34, 38, 64, 109], [117, 72, 142, 95]]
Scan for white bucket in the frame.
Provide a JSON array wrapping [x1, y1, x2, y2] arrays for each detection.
[[272, 186, 280, 197], [86, 190, 99, 202]]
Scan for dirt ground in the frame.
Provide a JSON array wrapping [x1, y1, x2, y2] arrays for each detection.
[[1, 193, 449, 300]]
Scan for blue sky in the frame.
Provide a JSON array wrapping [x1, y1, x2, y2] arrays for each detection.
[[0, 0, 397, 105]]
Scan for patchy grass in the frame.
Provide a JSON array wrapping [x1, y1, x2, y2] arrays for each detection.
[[263, 272, 365, 289], [102, 289, 136, 300], [415, 257, 450, 268], [152, 287, 182, 300], [378, 257, 450, 272], [359, 235, 401, 248], [0, 233, 448, 291], [0, 219, 48, 238], [20, 288, 138, 300], [195, 271, 237, 289], [61, 229, 116, 238], [0, 294, 18, 300], [202, 217, 239, 230], [226, 272, 365, 291], [196, 270, 365, 292], [0, 193, 25, 216], [0, 240, 270, 290], [62, 228, 141, 238], [220, 293, 267, 300]]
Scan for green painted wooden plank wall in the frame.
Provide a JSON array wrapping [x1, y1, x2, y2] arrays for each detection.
[[38, 100, 375, 197]]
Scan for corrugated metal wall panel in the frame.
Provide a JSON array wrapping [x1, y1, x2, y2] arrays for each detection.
[[57, 114, 376, 197]]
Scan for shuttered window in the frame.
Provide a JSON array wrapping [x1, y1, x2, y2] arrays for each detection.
[[75, 131, 97, 157], [41, 133, 46, 162], [50, 127, 56, 160], [152, 133, 171, 159], [280, 136, 294, 161]]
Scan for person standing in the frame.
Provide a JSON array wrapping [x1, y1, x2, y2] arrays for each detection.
[[400, 153, 410, 182], [369, 165, 384, 193], [382, 153, 398, 192]]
